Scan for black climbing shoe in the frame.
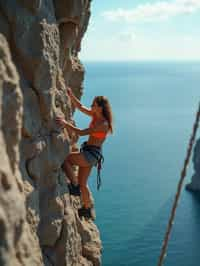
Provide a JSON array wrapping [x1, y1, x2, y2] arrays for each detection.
[[61, 163, 65, 171], [68, 183, 81, 196], [78, 207, 92, 219]]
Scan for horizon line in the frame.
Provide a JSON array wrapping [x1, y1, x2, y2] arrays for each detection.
[[81, 59, 200, 63]]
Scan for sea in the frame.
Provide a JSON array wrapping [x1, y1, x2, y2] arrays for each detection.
[[74, 61, 200, 266]]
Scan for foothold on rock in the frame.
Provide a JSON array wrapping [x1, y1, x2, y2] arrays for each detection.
[[0, 171, 11, 191]]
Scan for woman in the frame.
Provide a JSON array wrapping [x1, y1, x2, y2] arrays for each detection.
[[56, 88, 113, 219]]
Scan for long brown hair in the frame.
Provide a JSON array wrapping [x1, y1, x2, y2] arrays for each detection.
[[94, 96, 113, 134]]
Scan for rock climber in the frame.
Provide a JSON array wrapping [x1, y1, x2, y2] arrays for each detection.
[[56, 87, 113, 219]]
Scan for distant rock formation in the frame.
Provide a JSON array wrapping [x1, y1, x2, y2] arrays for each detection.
[[186, 138, 200, 192], [0, 1, 102, 265]]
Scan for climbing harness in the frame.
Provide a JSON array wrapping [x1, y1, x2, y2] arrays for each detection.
[[80, 142, 104, 190], [157, 102, 200, 266]]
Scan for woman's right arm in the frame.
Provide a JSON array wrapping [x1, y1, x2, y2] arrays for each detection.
[[67, 87, 92, 116]]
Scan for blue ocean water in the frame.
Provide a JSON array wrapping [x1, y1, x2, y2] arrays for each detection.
[[75, 61, 200, 266]]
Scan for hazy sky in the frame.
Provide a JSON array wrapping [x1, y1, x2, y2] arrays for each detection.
[[79, 0, 200, 61]]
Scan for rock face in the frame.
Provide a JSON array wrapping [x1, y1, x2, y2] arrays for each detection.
[[186, 138, 200, 192], [0, 32, 43, 266], [0, 1, 102, 265]]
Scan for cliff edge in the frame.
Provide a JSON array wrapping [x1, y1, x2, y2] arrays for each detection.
[[0, 1, 102, 265]]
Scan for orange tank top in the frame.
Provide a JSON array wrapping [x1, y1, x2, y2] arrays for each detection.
[[89, 116, 107, 139]]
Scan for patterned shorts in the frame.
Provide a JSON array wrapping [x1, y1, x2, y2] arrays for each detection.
[[80, 142, 103, 167]]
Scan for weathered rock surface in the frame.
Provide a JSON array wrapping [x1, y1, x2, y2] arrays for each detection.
[[0, 1, 102, 265], [0, 32, 42, 266], [186, 138, 200, 192]]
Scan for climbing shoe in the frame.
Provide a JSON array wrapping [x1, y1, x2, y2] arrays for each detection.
[[61, 163, 65, 171], [78, 207, 92, 219], [68, 183, 81, 196]]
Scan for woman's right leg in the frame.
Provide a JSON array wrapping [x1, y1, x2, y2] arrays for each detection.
[[63, 152, 93, 218], [62, 152, 91, 185], [63, 154, 78, 185]]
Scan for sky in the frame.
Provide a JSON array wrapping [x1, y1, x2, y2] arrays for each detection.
[[79, 0, 200, 61]]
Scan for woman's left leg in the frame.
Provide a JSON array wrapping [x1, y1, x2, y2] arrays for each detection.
[[78, 166, 92, 208]]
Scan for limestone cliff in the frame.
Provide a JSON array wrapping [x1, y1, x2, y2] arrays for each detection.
[[0, 1, 102, 265], [186, 138, 200, 192]]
